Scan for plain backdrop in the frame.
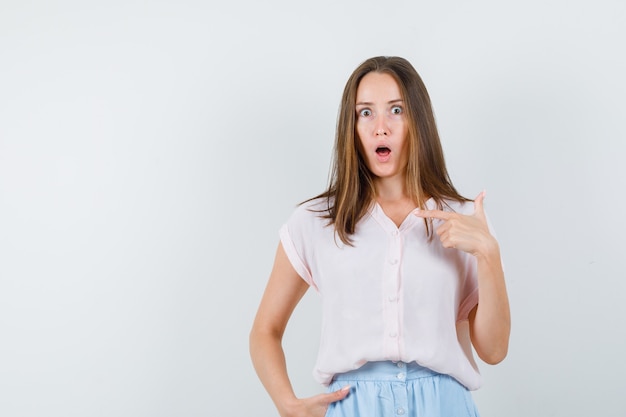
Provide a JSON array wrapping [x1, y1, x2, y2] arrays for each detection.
[[1, 0, 625, 416]]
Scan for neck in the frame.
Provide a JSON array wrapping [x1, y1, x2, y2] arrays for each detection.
[[372, 176, 416, 228], [373, 175, 409, 203]]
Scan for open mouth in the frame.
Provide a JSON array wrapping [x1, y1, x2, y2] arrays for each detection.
[[376, 146, 391, 157]]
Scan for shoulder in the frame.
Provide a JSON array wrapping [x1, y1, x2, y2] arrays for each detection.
[[300, 196, 332, 213], [285, 197, 332, 227], [281, 197, 334, 253]]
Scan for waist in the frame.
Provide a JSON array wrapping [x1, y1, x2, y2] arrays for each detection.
[[332, 361, 441, 382]]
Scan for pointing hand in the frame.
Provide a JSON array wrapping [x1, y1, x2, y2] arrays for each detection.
[[413, 191, 496, 257]]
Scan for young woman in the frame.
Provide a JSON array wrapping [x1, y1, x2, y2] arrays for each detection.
[[250, 56, 510, 417]]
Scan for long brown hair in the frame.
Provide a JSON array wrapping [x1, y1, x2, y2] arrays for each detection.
[[310, 56, 469, 245]]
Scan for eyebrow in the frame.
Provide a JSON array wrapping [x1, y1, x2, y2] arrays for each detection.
[[355, 99, 404, 106]]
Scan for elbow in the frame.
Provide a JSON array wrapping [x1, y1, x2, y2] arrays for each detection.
[[249, 326, 266, 365], [249, 324, 283, 357], [249, 325, 266, 355], [249, 323, 262, 357], [471, 313, 511, 365], [481, 351, 507, 365], [478, 342, 509, 365]]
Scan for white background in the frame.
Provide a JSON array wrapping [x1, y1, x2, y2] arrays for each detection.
[[1, 1, 625, 416]]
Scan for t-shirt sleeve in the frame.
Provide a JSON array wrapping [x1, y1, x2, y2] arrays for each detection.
[[457, 260, 479, 322], [279, 205, 318, 292]]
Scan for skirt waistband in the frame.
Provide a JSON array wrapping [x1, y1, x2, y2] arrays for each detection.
[[332, 361, 441, 382]]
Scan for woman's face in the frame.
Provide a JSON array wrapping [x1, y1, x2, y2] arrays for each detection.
[[355, 72, 409, 182]]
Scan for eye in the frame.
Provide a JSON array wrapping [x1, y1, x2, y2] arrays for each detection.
[[358, 108, 372, 117], [391, 106, 403, 115]]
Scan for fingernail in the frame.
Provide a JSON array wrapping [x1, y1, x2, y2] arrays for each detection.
[[341, 385, 351, 392]]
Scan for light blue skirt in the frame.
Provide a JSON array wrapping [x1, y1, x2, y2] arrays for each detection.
[[325, 361, 480, 417]]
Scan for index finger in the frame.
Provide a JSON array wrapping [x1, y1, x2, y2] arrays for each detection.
[[413, 209, 452, 220]]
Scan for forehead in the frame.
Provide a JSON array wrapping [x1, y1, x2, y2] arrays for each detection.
[[356, 72, 402, 102]]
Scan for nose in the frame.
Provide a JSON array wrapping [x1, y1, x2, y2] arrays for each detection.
[[375, 115, 389, 136]]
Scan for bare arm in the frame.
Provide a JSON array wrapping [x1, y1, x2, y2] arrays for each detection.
[[249, 243, 350, 417], [467, 236, 510, 364], [414, 191, 511, 364]]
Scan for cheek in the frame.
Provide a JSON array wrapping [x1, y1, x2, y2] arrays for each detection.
[[356, 121, 367, 139], [356, 125, 367, 147], [395, 118, 408, 132], [398, 123, 409, 147]]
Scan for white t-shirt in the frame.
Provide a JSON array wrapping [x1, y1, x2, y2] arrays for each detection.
[[279, 197, 486, 390]]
